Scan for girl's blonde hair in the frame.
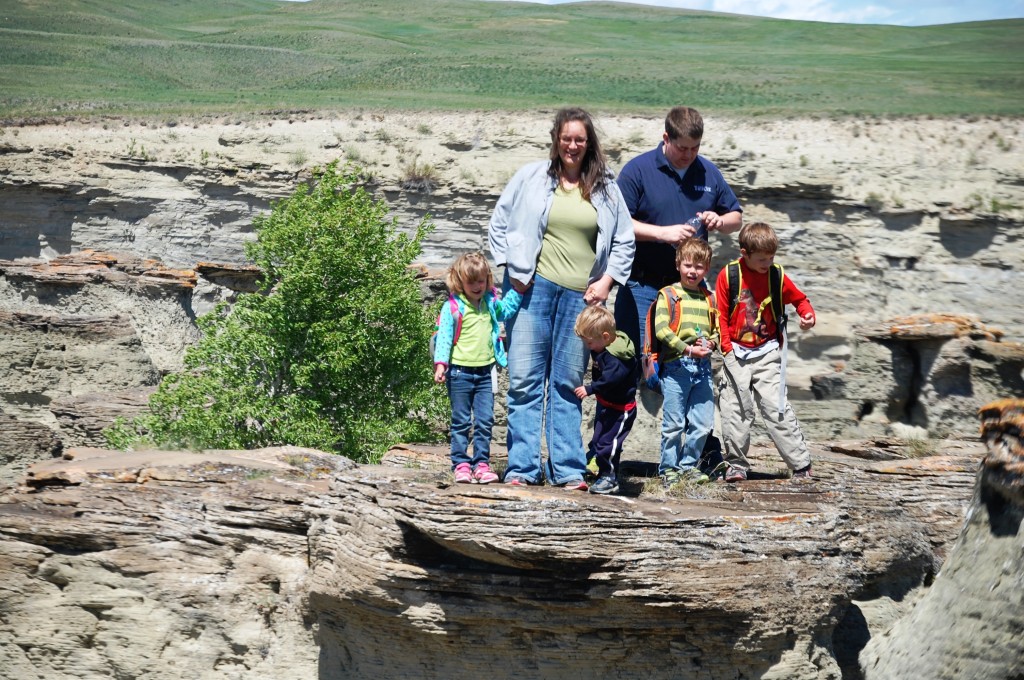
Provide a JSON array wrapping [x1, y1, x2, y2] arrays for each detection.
[[574, 305, 617, 340], [445, 251, 493, 296]]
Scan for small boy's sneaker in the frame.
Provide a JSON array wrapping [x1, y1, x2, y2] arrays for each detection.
[[724, 466, 747, 483], [473, 462, 499, 484], [586, 457, 600, 476], [680, 468, 710, 485], [661, 470, 681, 489], [563, 479, 589, 492], [589, 475, 619, 495], [454, 463, 473, 484], [792, 464, 813, 479]]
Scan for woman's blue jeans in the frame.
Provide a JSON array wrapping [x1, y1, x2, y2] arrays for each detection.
[[503, 274, 588, 485], [447, 365, 494, 469], [659, 357, 714, 475], [613, 279, 659, 354]]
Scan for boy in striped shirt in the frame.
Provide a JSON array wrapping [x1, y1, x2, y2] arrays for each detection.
[[653, 238, 719, 487]]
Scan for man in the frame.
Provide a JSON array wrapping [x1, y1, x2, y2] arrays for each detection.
[[614, 106, 742, 474], [615, 106, 742, 353]]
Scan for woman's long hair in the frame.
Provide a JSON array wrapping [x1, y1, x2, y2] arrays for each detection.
[[547, 107, 609, 202]]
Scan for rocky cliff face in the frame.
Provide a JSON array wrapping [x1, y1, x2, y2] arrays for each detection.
[[0, 428, 997, 679], [2, 113, 1023, 475]]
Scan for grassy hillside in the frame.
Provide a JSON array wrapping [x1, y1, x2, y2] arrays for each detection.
[[1, 0, 1022, 118]]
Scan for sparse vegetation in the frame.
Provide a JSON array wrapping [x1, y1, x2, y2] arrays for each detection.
[[401, 156, 441, 193], [125, 137, 154, 161], [904, 438, 933, 458]]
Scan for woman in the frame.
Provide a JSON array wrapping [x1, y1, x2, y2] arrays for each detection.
[[488, 107, 635, 490]]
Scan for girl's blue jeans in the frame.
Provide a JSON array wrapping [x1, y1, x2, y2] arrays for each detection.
[[447, 364, 494, 469]]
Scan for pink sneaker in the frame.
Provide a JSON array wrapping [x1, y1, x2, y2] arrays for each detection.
[[454, 463, 473, 484], [473, 462, 499, 484], [563, 479, 588, 492]]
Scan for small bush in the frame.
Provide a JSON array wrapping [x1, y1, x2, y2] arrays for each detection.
[[401, 157, 441, 193], [104, 161, 445, 462]]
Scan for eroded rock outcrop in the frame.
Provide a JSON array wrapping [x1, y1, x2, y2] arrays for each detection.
[[806, 314, 1024, 439], [0, 251, 260, 477], [860, 399, 1024, 679], [5, 411, 1022, 678], [0, 446, 351, 680]]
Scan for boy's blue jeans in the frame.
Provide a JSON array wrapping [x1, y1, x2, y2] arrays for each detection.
[[447, 364, 494, 469], [503, 274, 588, 485], [659, 356, 714, 475]]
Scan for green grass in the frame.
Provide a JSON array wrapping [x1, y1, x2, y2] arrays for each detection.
[[1, 0, 1021, 119]]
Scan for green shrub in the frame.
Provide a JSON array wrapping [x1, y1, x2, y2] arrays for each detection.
[[104, 161, 445, 462]]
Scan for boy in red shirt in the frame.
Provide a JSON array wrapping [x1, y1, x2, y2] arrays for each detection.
[[715, 222, 816, 482]]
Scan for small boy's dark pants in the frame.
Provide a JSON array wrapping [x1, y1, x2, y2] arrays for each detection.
[[587, 400, 637, 480]]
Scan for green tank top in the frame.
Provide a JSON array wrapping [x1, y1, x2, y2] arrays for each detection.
[[536, 186, 598, 291]]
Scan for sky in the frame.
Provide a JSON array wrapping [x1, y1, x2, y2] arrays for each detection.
[[500, 0, 1024, 26]]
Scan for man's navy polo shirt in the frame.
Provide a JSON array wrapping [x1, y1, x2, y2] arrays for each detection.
[[617, 142, 741, 285]]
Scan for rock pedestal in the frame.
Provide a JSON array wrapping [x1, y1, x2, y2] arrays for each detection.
[[860, 399, 1024, 679]]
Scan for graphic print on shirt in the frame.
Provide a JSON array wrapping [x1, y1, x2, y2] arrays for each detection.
[[737, 287, 769, 344]]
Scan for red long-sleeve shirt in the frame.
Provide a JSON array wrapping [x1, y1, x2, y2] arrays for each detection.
[[714, 259, 815, 354]]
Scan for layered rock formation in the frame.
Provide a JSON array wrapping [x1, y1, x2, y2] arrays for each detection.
[[860, 399, 1024, 679], [0, 431, 991, 679]]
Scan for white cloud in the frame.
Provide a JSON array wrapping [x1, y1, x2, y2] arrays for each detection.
[[503, 0, 1024, 26]]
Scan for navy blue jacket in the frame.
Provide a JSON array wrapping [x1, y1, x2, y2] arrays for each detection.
[[584, 331, 639, 408]]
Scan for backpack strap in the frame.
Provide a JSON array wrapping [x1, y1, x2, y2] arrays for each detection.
[[769, 264, 786, 344], [642, 285, 680, 355], [662, 285, 681, 332], [449, 295, 464, 345], [726, 260, 741, 319], [698, 279, 718, 334]]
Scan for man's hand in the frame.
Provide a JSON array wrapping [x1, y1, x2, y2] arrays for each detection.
[[696, 211, 726, 232]]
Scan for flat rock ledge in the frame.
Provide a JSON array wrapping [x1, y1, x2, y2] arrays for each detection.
[[0, 431, 994, 680]]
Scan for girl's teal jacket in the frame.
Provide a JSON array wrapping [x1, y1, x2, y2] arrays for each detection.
[[432, 288, 523, 368]]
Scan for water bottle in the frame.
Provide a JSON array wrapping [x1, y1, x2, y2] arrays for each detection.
[[688, 215, 708, 241]]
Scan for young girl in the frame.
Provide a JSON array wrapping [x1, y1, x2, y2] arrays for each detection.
[[433, 252, 522, 484]]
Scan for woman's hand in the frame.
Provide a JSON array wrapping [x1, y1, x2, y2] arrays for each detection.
[[583, 275, 614, 306], [511, 278, 532, 294], [434, 364, 447, 384]]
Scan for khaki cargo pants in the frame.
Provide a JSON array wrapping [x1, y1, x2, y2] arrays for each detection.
[[717, 348, 811, 472]]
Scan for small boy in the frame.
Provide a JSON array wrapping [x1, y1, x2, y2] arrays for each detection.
[[714, 222, 816, 482], [573, 306, 640, 495], [653, 238, 719, 487]]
